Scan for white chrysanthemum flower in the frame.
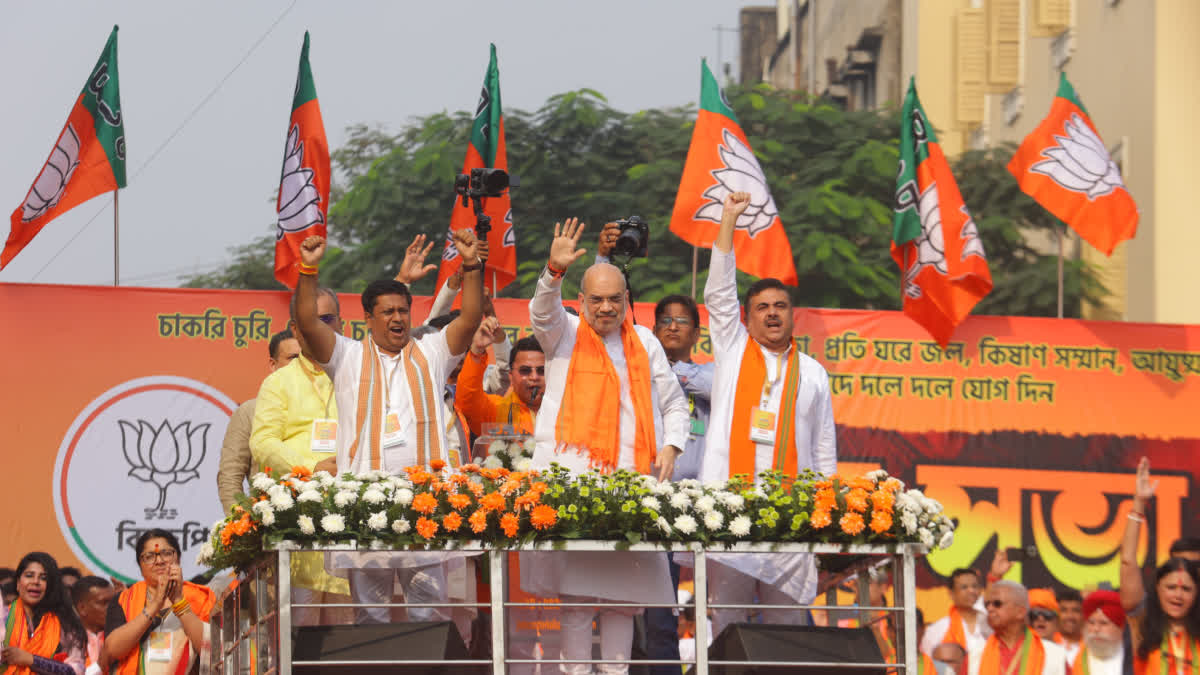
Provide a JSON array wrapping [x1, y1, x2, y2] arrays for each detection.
[[366, 469, 392, 482], [522, 437, 537, 453], [641, 496, 662, 511], [682, 487, 704, 499], [333, 491, 357, 508], [703, 510, 725, 530], [656, 517, 672, 534], [918, 529, 935, 548], [363, 488, 386, 505], [270, 491, 295, 511], [922, 498, 942, 515], [297, 490, 322, 503], [252, 501, 272, 515], [678, 478, 700, 490], [297, 480, 320, 492], [669, 492, 691, 510], [938, 529, 954, 550], [251, 475, 276, 492], [729, 515, 752, 537], [694, 495, 717, 513], [673, 514, 698, 535], [392, 518, 411, 534], [864, 469, 889, 483], [483, 455, 504, 469], [196, 541, 215, 564], [900, 511, 919, 534], [321, 513, 346, 533], [315, 472, 335, 487], [487, 440, 506, 457], [717, 493, 746, 512], [514, 457, 534, 473], [393, 488, 414, 506], [367, 511, 388, 531], [334, 480, 362, 492], [298, 515, 316, 535], [391, 477, 413, 491], [260, 509, 276, 527]]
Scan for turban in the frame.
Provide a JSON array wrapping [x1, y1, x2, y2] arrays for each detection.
[[1083, 589, 1126, 629], [1028, 588, 1059, 613]]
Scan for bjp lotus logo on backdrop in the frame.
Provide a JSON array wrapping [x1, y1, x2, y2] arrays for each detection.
[[118, 419, 209, 512], [53, 376, 233, 582]]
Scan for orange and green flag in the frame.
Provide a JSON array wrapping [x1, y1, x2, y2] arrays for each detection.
[[892, 79, 992, 347], [1007, 72, 1137, 256], [3, 26, 126, 270], [436, 43, 516, 295], [274, 31, 329, 289], [669, 59, 797, 285]]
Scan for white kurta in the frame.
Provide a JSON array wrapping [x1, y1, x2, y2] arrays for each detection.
[[522, 267, 689, 604], [966, 637, 1067, 675], [321, 330, 466, 569], [698, 247, 837, 602], [920, 605, 992, 656]]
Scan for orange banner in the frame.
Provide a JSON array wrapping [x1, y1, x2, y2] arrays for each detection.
[[1, 282, 1196, 602]]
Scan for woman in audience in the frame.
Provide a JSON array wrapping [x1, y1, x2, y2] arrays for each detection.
[[0, 552, 86, 674], [101, 530, 215, 674]]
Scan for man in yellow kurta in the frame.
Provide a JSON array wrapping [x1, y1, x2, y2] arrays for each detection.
[[250, 285, 349, 623]]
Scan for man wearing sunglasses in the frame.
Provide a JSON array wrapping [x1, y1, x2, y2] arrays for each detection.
[[457, 325, 544, 438], [967, 581, 1066, 675]]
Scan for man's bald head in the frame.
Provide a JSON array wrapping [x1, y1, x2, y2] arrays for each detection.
[[578, 263, 627, 336]]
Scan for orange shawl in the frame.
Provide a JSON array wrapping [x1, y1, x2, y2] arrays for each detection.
[[977, 628, 1045, 675], [945, 605, 970, 649], [2, 600, 62, 675], [349, 337, 444, 470], [113, 581, 216, 675], [1135, 628, 1200, 675], [729, 338, 801, 478], [556, 312, 655, 473]]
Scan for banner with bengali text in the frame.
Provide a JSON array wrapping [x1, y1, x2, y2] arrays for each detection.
[[2, 282, 1196, 620]]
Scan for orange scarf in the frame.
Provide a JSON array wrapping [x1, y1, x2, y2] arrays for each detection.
[[113, 581, 216, 675], [1136, 628, 1199, 675], [349, 337, 444, 470], [729, 339, 801, 478], [556, 312, 656, 473], [977, 628, 1045, 675], [2, 600, 62, 675], [945, 605, 970, 649]]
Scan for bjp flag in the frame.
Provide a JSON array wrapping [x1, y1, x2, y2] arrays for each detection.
[[3, 26, 126, 270], [891, 79, 992, 347], [436, 44, 516, 295], [1008, 72, 1137, 256], [273, 32, 330, 289], [669, 59, 797, 285]]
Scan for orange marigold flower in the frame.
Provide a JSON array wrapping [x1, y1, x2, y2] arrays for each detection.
[[448, 493, 473, 511], [480, 468, 500, 481], [408, 470, 433, 485], [449, 474, 469, 486], [291, 466, 312, 480], [416, 516, 439, 539], [430, 459, 447, 471], [840, 511, 866, 536], [508, 471, 528, 483], [466, 481, 484, 498], [531, 505, 557, 531], [814, 479, 833, 490], [869, 510, 893, 534], [460, 463, 481, 474], [412, 493, 439, 515], [403, 465, 422, 476], [870, 490, 895, 512], [499, 479, 522, 496], [468, 509, 489, 533], [514, 493, 542, 511], [480, 492, 507, 512], [500, 512, 520, 537], [847, 477, 875, 491], [810, 509, 832, 529], [443, 512, 463, 532], [496, 468, 511, 478], [220, 525, 234, 547], [814, 488, 837, 512], [845, 488, 869, 512], [431, 480, 452, 494], [530, 482, 548, 494]]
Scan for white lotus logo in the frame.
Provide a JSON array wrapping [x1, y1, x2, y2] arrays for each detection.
[[442, 229, 459, 261], [503, 209, 515, 247], [1029, 113, 1125, 200], [693, 129, 779, 237], [21, 125, 81, 222], [959, 206, 986, 261], [119, 419, 209, 511], [903, 183, 947, 299], [276, 124, 324, 237]]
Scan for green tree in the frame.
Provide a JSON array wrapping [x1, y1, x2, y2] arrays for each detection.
[[186, 85, 1105, 317]]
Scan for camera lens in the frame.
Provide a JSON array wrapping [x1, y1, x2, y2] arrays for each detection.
[[614, 228, 643, 257]]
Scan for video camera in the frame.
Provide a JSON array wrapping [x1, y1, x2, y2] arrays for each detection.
[[454, 168, 517, 238], [612, 215, 649, 259]]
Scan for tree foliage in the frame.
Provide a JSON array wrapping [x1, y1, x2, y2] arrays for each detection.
[[187, 85, 1104, 317]]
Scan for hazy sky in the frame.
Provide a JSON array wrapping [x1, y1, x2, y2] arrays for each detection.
[[0, 0, 746, 287]]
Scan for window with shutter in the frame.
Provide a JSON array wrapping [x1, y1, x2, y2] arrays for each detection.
[[1033, 0, 1070, 36], [957, 8, 986, 124], [989, 0, 1021, 88]]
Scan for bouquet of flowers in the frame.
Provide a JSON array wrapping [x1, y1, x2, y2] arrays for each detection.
[[473, 423, 535, 471]]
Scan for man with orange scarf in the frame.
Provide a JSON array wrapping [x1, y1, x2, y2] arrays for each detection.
[[922, 568, 992, 658], [966, 580, 1065, 675], [697, 191, 837, 636], [523, 218, 689, 675]]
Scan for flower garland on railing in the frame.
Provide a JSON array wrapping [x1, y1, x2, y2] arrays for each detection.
[[197, 462, 954, 571]]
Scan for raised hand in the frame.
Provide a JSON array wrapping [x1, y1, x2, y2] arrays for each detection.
[[451, 228, 481, 266], [1134, 456, 1158, 506], [597, 221, 621, 258], [396, 234, 437, 284], [990, 549, 1013, 579], [300, 235, 327, 267], [722, 191, 752, 225], [548, 218, 588, 271], [470, 316, 502, 355]]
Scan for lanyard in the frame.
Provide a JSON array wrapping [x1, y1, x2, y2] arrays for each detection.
[[372, 340, 403, 410], [1162, 629, 1199, 675], [297, 357, 335, 418], [760, 346, 789, 408]]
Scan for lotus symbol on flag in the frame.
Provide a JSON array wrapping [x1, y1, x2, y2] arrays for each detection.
[[442, 229, 459, 261], [694, 129, 779, 237], [903, 183, 948, 298], [1030, 113, 1125, 200], [503, 209, 515, 247], [959, 206, 987, 261], [21, 125, 81, 223], [276, 124, 324, 236], [118, 419, 209, 510]]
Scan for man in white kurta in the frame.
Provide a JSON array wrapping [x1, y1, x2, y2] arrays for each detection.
[[292, 232, 484, 628], [698, 192, 837, 637], [522, 218, 690, 675]]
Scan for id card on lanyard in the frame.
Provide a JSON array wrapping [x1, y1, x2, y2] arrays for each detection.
[[375, 342, 408, 450], [749, 348, 787, 445], [298, 358, 338, 452]]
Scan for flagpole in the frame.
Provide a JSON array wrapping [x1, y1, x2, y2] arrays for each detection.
[[1056, 226, 1064, 318], [690, 245, 699, 298], [113, 189, 120, 286]]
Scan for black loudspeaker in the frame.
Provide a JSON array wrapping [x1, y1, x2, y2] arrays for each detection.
[[292, 621, 485, 674], [687, 624, 886, 675]]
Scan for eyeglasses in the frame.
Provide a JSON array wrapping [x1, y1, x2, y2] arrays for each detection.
[[656, 317, 693, 328], [1029, 608, 1057, 621], [139, 549, 178, 564], [516, 366, 545, 376], [318, 313, 338, 325], [985, 600, 1006, 609]]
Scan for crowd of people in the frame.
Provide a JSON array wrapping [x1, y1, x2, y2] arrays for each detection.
[[5, 194, 1197, 674]]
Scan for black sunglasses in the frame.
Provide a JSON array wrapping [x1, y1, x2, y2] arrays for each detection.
[[1028, 608, 1057, 621], [516, 366, 545, 376]]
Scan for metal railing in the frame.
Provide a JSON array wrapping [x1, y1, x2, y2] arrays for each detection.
[[209, 540, 924, 674]]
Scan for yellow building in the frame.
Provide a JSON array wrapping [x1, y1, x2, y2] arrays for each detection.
[[742, 0, 1200, 323]]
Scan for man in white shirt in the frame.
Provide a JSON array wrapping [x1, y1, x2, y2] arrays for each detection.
[[698, 192, 837, 637], [922, 568, 992, 657], [522, 218, 689, 675], [292, 231, 483, 627], [967, 581, 1065, 675]]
